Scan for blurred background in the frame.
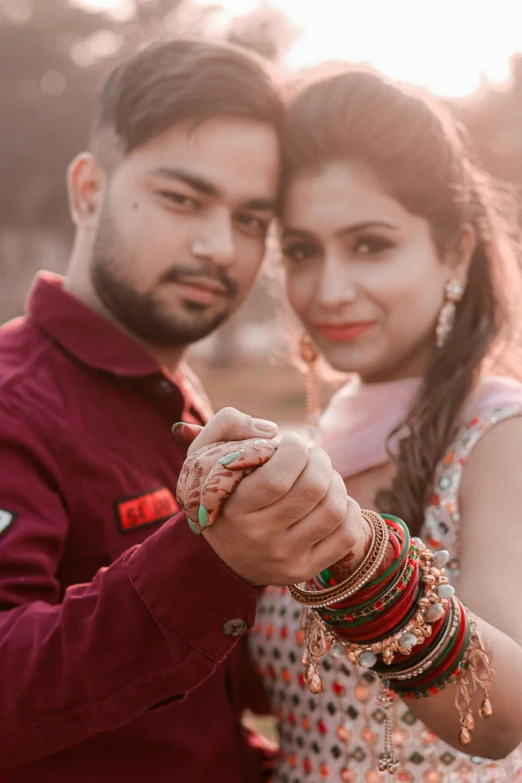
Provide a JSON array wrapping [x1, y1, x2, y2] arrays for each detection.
[[2, 0, 522, 427]]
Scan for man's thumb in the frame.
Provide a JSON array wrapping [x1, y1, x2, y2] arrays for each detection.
[[177, 407, 278, 456]]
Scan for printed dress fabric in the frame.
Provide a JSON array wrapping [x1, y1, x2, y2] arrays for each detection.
[[249, 377, 522, 783]]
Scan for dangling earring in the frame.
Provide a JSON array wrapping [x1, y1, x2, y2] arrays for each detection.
[[299, 333, 321, 441], [436, 279, 464, 348]]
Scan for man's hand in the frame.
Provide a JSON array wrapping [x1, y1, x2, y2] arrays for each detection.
[[174, 408, 362, 587]]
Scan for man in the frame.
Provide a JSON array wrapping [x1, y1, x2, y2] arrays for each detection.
[[0, 39, 357, 781]]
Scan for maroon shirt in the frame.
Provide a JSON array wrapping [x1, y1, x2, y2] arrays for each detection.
[[0, 273, 271, 782]]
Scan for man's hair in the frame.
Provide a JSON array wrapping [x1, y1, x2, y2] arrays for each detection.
[[90, 38, 285, 159]]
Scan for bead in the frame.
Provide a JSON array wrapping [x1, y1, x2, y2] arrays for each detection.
[[437, 584, 455, 599], [425, 603, 445, 622], [459, 727, 472, 746], [378, 758, 389, 772], [388, 760, 400, 774], [433, 550, 450, 568], [400, 632, 418, 650], [341, 769, 355, 782], [330, 642, 346, 658], [360, 650, 377, 668], [480, 697, 493, 718]]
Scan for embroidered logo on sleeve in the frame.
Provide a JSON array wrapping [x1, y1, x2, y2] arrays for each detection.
[[0, 510, 17, 536], [115, 487, 179, 533]]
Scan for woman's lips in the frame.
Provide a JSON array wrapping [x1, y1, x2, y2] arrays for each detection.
[[314, 321, 375, 342]]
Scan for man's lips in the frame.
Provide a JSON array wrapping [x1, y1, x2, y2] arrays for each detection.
[[168, 277, 229, 305], [314, 321, 376, 341]]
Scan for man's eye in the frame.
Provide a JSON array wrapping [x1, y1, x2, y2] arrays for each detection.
[[160, 192, 198, 208], [236, 214, 269, 234]]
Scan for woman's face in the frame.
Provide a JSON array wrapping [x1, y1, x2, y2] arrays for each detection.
[[281, 161, 451, 382]]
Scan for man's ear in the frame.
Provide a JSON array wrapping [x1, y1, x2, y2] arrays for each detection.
[[66, 153, 105, 229]]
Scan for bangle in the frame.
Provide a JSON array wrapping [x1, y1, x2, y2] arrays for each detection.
[[289, 513, 494, 775], [288, 510, 389, 607]]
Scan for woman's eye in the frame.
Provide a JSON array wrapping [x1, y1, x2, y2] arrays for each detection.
[[282, 243, 318, 263], [353, 235, 395, 256]]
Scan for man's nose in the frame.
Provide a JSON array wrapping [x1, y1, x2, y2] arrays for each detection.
[[192, 210, 235, 267]]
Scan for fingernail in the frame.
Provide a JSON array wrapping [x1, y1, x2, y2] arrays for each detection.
[[198, 505, 209, 528], [253, 418, 278, 433], [254, 439, 268, 445], [172, 422, 201, 447], [187, 518, 202, 535], [218, 450, 242, 466]]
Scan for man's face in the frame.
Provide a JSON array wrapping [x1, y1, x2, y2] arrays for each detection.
[[89, 116, 280, 346]]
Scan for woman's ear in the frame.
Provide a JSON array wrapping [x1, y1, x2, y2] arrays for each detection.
[[452, 223, 477, 285]]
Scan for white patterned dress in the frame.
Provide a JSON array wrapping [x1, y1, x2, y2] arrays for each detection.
[[249, 390, 522, 783]]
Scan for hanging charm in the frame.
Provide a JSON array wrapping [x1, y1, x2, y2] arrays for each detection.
[[377, 680, 400, 774], [436, 279, 464, 348], [300, 607, 326, 694], [299, 333, 320, 442], [455, 613, 494, 746]]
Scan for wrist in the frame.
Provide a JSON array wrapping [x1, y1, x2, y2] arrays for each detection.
[[329, 511, 372, 582]]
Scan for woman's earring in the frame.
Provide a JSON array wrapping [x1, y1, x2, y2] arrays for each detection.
[[299, 333, 320, 440], [436, 279, 464, 348]]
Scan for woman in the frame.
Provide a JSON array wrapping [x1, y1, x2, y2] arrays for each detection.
[[178, 68, 522, 782]]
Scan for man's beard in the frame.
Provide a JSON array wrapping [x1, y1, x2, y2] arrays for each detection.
[[90, 213, 238, 348]]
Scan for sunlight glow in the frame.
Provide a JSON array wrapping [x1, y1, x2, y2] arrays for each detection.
[[196, 0, 522, 96], [76, 0, 522, 97]]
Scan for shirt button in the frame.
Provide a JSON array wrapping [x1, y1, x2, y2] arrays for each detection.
[[222, 618, 248, 637], [156, 379, 173, 395]]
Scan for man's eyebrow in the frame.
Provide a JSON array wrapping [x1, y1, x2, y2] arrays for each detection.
[[243, 197, 277, 212], [151, 168, 276, 211], [152, 167, 221, 197]]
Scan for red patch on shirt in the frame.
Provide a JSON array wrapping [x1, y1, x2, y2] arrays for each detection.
[[115, 487, 179, 532]]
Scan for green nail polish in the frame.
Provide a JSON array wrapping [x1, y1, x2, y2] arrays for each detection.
[[254, 439, 268, 445], [187, 518, 202, 535], [218, 450, 242, 466], [198, 505, 209, 527]]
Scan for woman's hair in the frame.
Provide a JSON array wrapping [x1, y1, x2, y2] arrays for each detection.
[[282, 66, 522, 535]]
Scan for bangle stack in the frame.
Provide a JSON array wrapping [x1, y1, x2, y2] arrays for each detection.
[[290, 510, 494, 775]]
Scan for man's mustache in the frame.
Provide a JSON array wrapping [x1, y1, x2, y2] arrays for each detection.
[[160, 266, 238, 297]]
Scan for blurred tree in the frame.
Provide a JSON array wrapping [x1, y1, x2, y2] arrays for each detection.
[[227, 3, 297, 62], [0, 0, 116, 235]]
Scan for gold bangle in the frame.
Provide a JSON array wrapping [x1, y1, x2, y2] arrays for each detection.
[[288, 510, 389, 608]]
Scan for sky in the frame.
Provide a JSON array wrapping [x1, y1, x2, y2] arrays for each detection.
[[74, 0, 522, 97]]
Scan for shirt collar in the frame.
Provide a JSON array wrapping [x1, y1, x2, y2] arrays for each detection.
[[27, 273, 211, 422], [28, 272, 164, 376]]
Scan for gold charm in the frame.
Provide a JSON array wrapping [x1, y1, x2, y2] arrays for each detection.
[[377, 681, 400, 774]]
